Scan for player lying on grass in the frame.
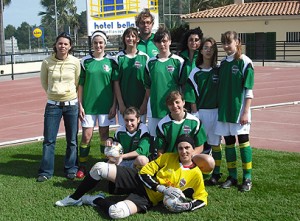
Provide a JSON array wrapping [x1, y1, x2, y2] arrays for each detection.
[[55, 134, 208, 219]]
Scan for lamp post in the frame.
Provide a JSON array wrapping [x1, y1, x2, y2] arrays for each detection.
[[54, 0, 58, 36]]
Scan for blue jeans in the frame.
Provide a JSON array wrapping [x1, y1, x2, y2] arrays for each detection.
[[38, 103, 79, 178]]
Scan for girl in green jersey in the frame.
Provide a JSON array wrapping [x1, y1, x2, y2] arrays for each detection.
[[216, 31, 254, 192], [76, 31, 118, 179]]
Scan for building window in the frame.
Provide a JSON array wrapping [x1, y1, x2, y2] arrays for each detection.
[[238, 33, 246, 44], [286, 32, 300, 42]]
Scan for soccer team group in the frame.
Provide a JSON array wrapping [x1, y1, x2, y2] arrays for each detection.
[[37, 8, 254, 219]]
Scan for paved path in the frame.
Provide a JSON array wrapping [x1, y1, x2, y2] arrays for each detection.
[[0, 65, 299, 153]]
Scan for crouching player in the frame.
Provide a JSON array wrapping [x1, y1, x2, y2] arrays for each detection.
[[55, 134, 208, 218]]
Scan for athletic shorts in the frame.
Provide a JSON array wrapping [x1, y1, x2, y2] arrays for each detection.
[[215, 121, 251, 136], [114, 166, 152, 212], [198, 108, 221, 146], [81, 114, 116, 127], [147, 117, 161, 137], [117, 111, 146, 126], [119, 159, 135, 168]]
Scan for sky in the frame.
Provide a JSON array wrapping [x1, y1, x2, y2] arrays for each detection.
[[3, 0, 87, 28]]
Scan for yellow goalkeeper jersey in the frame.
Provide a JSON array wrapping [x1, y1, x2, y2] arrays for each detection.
[[139, 153, 208, 206]]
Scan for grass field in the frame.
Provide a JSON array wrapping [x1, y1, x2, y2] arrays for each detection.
[[0, 134, 299, 221]]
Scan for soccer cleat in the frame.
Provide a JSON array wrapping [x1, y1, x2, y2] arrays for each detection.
[[207, 173, 222, 185], [220, 176, 238, 189], [240, 178, 252, 192], [76, 166, 86, 179], [55, 196, 82, 207], [36, 175, 49, 182], [81, 192, 106, 207]]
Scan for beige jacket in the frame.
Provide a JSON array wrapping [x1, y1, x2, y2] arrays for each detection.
[[40, 54, 80, 101]]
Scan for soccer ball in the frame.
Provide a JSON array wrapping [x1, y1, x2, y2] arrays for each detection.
[[104, 142, 123, 160], [163, 190, 186, 213]]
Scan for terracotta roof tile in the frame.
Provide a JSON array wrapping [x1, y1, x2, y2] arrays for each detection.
[[181, 1, 300, 19]]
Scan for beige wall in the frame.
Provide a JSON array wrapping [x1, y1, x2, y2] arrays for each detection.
[[187, 18, 300, 42]]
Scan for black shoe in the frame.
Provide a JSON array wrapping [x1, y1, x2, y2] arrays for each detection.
[[240, 178, 252, 192], [36, 175, 49, 182], [220, 176, 238, 189], [66, 173, 76, 180], [207, 173, 222, 185]]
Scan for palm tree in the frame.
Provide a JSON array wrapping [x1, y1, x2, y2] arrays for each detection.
[[39, 0, 79, 44], [0, 0, 12, 64]]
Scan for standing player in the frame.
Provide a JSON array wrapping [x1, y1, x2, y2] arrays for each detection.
[[135, 8, 158, 57], [179, 27, 203, 110], [145, 25, 184, 136], [113, 27, 149, 125], [184, 37, 223, 184], [156, 90, 215, 177], [216, 31, 254, 192], [76, 30, 118, 179]]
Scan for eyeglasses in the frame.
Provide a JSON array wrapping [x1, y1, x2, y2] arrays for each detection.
[[139, 21, 153, 26], [189, 38, 200, 42], [58, 32, 71, 38]]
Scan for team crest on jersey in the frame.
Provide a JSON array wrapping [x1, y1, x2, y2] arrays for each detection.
[[134, 61, 142, 69], [132, 137, 139, 146], [166, 65, 175, 73], [183, 125, 191, 134], [103, 64, 111, 72], [179, 178, 187, 188], [212, 72, 219, 83], [231, 65, 239, 75]]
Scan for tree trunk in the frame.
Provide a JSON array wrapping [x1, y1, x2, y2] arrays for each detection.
[[0, 0, 6, 65]]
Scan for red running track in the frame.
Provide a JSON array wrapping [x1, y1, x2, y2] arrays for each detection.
[[0, 66, 299, 152]]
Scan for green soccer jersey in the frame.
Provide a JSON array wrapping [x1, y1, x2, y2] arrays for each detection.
[[185, 67, 219, 109], [114, 50, 149, 108], [145, 54, 184, 118], [79, 54, 118, 114], [218, 54, 254, 123], [179, 49, 199, 86], [137, 33, 159, 58], [114, 123, 151, 156], [156, 112, 207, 153]]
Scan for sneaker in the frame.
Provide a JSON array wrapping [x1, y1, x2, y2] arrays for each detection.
[[220, 176, 238, 189], [55, 196, 82, 207], [81, 192, 106, 207], [76, 166, 86, 179], [36, 175, 49, 182], [240, 178, 252, 192], [207, 173, 222, 185], [66, 173, 76, 180]]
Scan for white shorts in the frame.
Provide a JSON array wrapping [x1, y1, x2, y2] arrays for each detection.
[[215, 121, 251, 136], [81, 114, 116, 128], [147, 117, 161, 137], [198, 108, 221, 146], [117, 111, 146, 126]]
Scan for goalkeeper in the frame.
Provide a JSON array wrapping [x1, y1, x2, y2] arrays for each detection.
[[55, 134, 208, 219]]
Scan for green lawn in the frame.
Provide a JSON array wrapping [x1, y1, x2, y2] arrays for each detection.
[[0, 134, 299, 221]]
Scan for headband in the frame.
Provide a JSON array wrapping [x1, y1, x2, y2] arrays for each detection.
[[175, 134, 195, 149], [91, 31, 107, 45]]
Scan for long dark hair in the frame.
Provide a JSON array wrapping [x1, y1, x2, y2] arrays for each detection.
[[196, 37, 218, 68]]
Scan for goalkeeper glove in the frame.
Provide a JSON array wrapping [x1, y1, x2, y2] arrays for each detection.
[[157, 185, 184, 199]]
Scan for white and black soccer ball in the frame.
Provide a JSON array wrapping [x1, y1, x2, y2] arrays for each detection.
[[163, 190, 186, 213], [104, 142, 123, 159]]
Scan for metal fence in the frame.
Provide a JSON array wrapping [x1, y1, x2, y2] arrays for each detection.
[[1, 41, 300, 80]]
